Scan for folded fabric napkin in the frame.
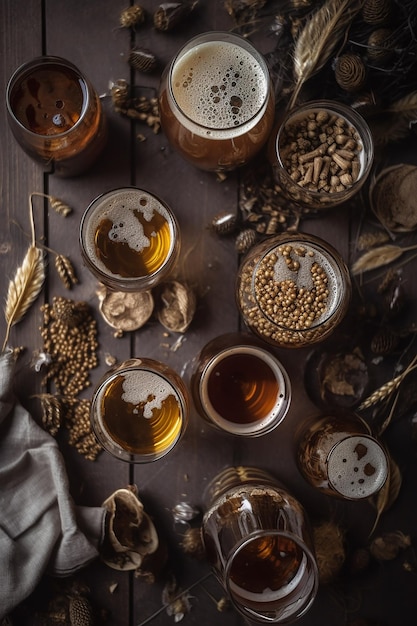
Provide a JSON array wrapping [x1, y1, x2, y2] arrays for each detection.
[[0, 349, 106, 619]]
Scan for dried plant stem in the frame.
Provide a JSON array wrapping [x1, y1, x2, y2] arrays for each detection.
[[2, 195, 45, 352], [359, 359, 417, 411]]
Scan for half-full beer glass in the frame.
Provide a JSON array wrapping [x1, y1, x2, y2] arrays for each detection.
[[6, 56, 107, 177], [79, 187, 180, 292], [159, 31, 275, 171], [202, 467, 319, 623], [90, 358, 189, 463]]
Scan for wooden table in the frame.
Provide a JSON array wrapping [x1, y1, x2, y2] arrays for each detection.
[[1, 1, 417, 624]]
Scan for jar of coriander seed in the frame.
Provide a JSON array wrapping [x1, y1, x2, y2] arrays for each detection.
[[236, 232, 351, 348]]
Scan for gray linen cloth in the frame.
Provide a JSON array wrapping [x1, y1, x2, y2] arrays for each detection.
[[0, 349, 106, 619]]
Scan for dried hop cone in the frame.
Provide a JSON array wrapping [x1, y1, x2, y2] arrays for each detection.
[[362, 0, 391, 25], [120, 5, 146, 28], [335, 54, 367, 92], [367, 28, 394, 64]]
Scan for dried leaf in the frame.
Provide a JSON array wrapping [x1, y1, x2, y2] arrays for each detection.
[[351, 243, 417, 275], [369, 455, 402, 536], [289, 0, 365, 108], [2, 245, 45, 351]]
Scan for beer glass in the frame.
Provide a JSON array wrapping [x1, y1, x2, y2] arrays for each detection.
[[79, 187, 180, 292], [190, 333, 291, 436], [236, 232, 351, 348], [90, 358, 189, 463], [158, 31, 275, 172], [202, 466, 319, 623], [6, 56, 107, 177], [297, 411, 389, 500]]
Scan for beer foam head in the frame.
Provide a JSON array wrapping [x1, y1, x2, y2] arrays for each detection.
[[327, 435, 388, 499], [171, 40, 268, 133], [121, 369, 180, 418]]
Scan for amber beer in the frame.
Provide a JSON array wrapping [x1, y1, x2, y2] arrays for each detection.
[[79, 187, 180, 292], [202, 467, 319, 623], [297, 412, 389, 500], [6, 56, 106, 176], [191, 334, 291, 436], [90, 359, 189, 463], [158, 32, 275, 171]]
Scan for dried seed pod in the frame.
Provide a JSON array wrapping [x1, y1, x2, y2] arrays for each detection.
[[120, 5, 146, 28], [97, 286, 154, 332], [367, 28, 394, 64], [370, 531, 411, 561], [362, 0, 391, 25], [55, 254, 78, 289], [370, 327, 399, 355], [153, 1, 198, 32], [210, 210, 238, 235], [110, 79, 129, 110], [69, 595, 94, 626], [370, 164, 417, 232], [156, 281, 196, 333], [334, 53, 367, 92], [128, 47, 158, 73], [235, 228, 257, 254]]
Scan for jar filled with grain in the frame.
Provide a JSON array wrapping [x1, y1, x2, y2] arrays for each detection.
[[236, 232, 351, 348], [270, 100, 374, 210]]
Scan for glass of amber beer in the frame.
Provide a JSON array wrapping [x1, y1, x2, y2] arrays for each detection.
[[297, 411, 389, 500], [158, 31, 275, 171], [90, 358, 189, 463], [6, 56, 107, 177], [190, 333, 291, 436], [202, 466, 319, 623], [79, 187, 180, 292]]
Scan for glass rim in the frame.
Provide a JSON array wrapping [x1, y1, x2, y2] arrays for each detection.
[[199, 344, 291, 436], [79, 186, 179, 288], [167, 30, 271, 134], [90, 357, 188, 463], [275, 99, 374, 200], [224, 528, 319, 622], [6, 55, 93, 138]]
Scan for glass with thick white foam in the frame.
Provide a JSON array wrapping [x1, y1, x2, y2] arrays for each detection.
[[296, 412, 389, 500], [190, 333, 291, 436], [79, 187, 180, 292], [90, 358, 189, 463], [202, 466, 319, 623], [236, 232, 351, 348], [6, 56, 107, 177], [158, 31, 275, 172]]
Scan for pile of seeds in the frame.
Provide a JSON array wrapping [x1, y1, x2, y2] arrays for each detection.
[[279, 109, 363, 193], [39, 296, 101, 460], [238, 244, 338, 347]]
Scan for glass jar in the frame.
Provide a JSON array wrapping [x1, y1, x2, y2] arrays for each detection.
[[202, 466, 319, 623], [236, 232, 351, 348], [270, 100, 374, 210]]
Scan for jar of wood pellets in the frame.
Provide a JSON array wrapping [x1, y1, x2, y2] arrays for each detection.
[[270, 100, 374, 210], [236, 232, 351, 348]]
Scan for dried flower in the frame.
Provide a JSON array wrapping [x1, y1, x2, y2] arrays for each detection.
[[370, 531, 411, 561], [156, 281, 196, 333]]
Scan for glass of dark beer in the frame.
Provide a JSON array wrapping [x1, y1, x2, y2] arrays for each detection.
[[90, 358, 189, 463], [296, 411, 389, 500], [158, 31, 275, 172], [190, 333, 291, 436], [202, 466, 319, 623], [6, 56, 107, 177], [79, 187, 180, 292]]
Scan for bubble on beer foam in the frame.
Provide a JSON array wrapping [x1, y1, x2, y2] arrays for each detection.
[[271, 243, 340, 324], [172, 41, 267, 131], [327, 435, 388, 499], [121, 369, 180, 419]]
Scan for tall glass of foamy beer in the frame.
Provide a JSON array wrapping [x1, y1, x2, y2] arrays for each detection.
[[90, 358, 189, 463], [191, 333, 291, 436], [297, 412, 389, 500], [202, 466, 319, 623], [6, 56, 107, 177], [79, 187, 180, 292], [158, 31, 275, 171]]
